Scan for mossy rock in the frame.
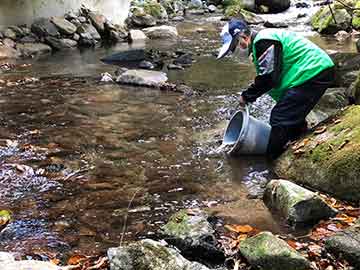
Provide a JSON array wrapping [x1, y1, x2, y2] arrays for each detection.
[[352, 0, 360, 29], [239, 232, 310, 270], [311, 5, 352, 34], [224, 5, 264, 24], [275, 105, 360, 202]]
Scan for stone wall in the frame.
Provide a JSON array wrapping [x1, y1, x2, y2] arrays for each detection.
[[0, 0, 130, 29]]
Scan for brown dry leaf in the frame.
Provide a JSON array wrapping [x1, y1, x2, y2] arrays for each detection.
[[225, 224, 254, 234], [286, 239, 306, 250], [67, 254, 88, 265], [50, 258, 60, 265], [334, 213, 357, 224], [309, 227, 334, 241], [292, 138, 310, 151], [343, 208, 360, 217], [237, 234, 248, 241], [294, 148, 306, 155], [0, 210, 12, 227], [314, 126, 327, 134], [327, 223, 342, 232], [29, 129, 40, 135]]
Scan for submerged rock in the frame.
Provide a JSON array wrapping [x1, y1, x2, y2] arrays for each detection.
[[275, 105, 360, 201], [325, 220, 360, 268], [108, 239, 211, 270], [101, 49, 147, 64], [239, 232, 310, 270], [116, 69, 168, 87], [264, 179, 337, 225], [17, 43, 52, 58], [159, 210, 224, 265]]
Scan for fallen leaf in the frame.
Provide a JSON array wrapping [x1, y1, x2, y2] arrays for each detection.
[[292, 138, 310, 151], [0, 210, 12, 227], [67, 254, 87, 265], [343, 208, 360, 217], [50, 258, 60, 265], [338, 139, 350, 150], [225, 224, 254, 234], [314, 126, 327, 134]]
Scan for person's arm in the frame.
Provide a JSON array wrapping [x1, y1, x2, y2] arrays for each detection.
[[241, 39, 282, 103]]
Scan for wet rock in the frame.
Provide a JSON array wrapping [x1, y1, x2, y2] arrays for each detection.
[[3, 28, 17, 40], [325, 220, 360, 268], [0, 45, 20, 59], [73, 33, 80, 41], [9, 26, 26, 38], [101, 49, 147, 64], [174, 53, 193, 66], [50, 17, 77, 35], [224, 6, 264, 24], [159, 209, 224, 265], [129, 29, 148, 41], [335, 30, 350, 41], [330, 52, 360, 87], [357, 39, 360, 52], [17, 43, 52, 58], [31, 18, 60, 37], [311, 5, 352, 34], [189, 0, 203, 8], [142, 25, 178, 40], [275, 105, 360, 202], [295, 2, 310, 8], [264, 21, 288, 28], [0, 252, 15, 263], [307, 87, 349, 126], [77, 23, 101, 40], [139, 60, 155, 69], [239, 232, 310, 270], [258, 0, 290, 13], [172, 16, 185, 21], [78, 33, 97, 47], [88, 12, 107, 35], [188, 9, 206, 15], [78, 16, 88, 23], [3, 38, 16, 48], [108, 239, 211, 270], [161, 0, 185, 15], [64, 11, 78, 21], [116, 69, 168, 87], [19, 33, 39, 43], [3, 260, 61, 270], [114, 67, 129, 76], [70, 19, 82, 28], [168, 63, 184, 70], [105, 22, 128, 42], [45, 37, 77, 50], [264, 179, 337, 225]]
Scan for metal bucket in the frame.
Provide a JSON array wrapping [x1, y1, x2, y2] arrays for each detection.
[[222, 106, 271, 155]]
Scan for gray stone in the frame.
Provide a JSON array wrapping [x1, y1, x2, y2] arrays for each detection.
[[9, 26, 26, 37], [3, 28, 17, 40], [168, 63, 184, 70], [189, 0, 203, 8], [70, 19, 82, 28], [139, 60, 155, 69], [19, 34, 39, 43], [77, 23, 101, 40], [239, 232, 310, 270], [108, 239, 210, 270], [3, 38, 16, 48], [311, 6, 352, 34], [88, 12, 107, 35], [2, 260, 61, 270], [0, 45, 20, 59], [131, 13, 157, 27], [73, 33, 80, 41], [17, 43, 52, 58], [45, 37, 77, 50], [307, 87, 349, 127], [129, 29, 147, 41], [174, 53, 193, 66], [325, 221, 360, 268], [264, 180, 337, 225], [188, 9, 206, 15], [105, 22, 128, 42], [172, 16, 185, 22], [78, 16, 87, 23], [0, 252, 15, 263], [264, 21, 288, 28], [142, 25, 178, 40], [208, 5, 217, 12], [64, 11, 78, 21], [51, 17, 77, 35], [78, 32, 97, 47], [257, 0, 290, 13], [31, 18, 60, 37], [101, 49, 147, 64], [116, 69, 168, 87]]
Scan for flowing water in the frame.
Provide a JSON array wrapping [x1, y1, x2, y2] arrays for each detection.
[[0, 11, 357, 259]]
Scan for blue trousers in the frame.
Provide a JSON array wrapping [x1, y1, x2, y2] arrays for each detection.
[[267, 67, 335, 159]]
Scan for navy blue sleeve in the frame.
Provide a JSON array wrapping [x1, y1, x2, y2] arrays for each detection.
[[241, 39, 282, 103]]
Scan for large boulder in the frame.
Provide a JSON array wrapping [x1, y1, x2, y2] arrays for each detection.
[[0, 46, 20, 59], [264, 180, 337, 225], [159, 210, 224, 264], [330, 52, 360, 87], [77, 23, 101, 40], [325, 220, 360, 268], [142, 25, 178, 40], [50, 17, 77, 35], [31, 18, 60, 37], [129, 29, 148, 41], [311, 4, 352, 34], [239, 232, 310, 270], [108, 239, 211, 270], [275, 105, 360, 202], [16, 43, 52, 58], [116, 69, 168, 87], [160, 0, 185, 15], [130, 7, 157, 27], [224, 0, 289, 13], [224, 3, 264, 24]]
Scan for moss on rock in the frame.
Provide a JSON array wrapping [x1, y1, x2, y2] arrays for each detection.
[[353, 1, 360, 29], [275, 105, 360, 201]]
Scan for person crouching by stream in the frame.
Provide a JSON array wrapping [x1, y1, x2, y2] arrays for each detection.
[[217, 19, 335, 159]]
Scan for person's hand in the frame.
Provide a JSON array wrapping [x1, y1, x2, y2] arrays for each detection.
[[238, 95, 247, 107]]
